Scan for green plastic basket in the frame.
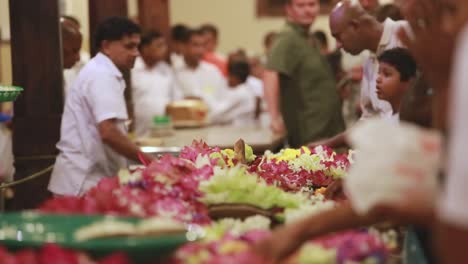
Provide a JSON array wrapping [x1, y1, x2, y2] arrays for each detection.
[[0, 212, 189, 263], [0, 85, 23, 102]]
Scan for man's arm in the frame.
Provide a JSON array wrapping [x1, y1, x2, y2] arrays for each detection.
[[98, 119, 153, 163], [434, 222, 468, 263], [308, 131, 349, 149], [254, 202, 381, 263], [263, 69, 285, 134], [254, 194, 437, 264]]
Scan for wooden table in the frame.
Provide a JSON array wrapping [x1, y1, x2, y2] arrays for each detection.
[[138, 125, 285, 155]]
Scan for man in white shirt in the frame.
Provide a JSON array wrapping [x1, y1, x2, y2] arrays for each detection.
[[61, 19, 82, 71], [49, 17, 153, 196], [169, 24, 189, 71], [309, 0, 409, 147], [132, 31, 181, 137], [174, 28, 226, 109]]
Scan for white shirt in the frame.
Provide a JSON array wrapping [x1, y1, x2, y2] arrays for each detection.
[[63, 51, 91, 97], [209, 83, 257, 126], [0, 124, 14, 181], [174, 61, 227, 110], [438, 24, 468, 229], [384, 112, 400, 125], [170, 53, 185, 71], [361, 18, 410, 120], [131, 58, 181, 137], [49, 53, 128, 196], [246, 76, 264, 97]]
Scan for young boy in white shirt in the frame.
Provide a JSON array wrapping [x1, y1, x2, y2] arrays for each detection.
[[209, 61, 256, 126], [376, 47, 417, 123]]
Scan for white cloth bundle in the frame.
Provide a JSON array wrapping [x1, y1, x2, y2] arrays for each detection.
[[345, 119, 442, 214]]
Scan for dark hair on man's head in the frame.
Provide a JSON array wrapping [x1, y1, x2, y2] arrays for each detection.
[[378, 48, 417, 82], [171, 24, 189, 42], [181, 27, 205, 43], [228, 61, 250, 83], [228, 49, 248, 64], [200, 24, 219, 38], [139, 31, 163, 50], [313, 30, 328, 48], [94, 17, 141, 51]]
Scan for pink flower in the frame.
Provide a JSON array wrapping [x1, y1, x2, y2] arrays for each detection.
[[38, 244, 79, 264]]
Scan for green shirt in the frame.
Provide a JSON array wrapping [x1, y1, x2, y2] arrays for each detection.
[[267, 22, 345, 147]]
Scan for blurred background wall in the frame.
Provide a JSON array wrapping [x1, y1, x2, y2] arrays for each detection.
[[0, 0, 394, 85]]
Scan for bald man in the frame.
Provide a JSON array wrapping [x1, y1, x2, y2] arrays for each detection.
[[61, 19, 82, 69], [309, 0, 410, 148], [61, 17, 87, 97]]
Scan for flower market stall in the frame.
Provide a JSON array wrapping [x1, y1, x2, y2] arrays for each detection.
[[0, 140, 405, 263]]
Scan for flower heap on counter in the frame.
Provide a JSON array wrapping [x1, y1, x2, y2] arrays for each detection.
[[250, 145, 353, 192], [179, 140, 256, 168], [199, 166, 307, 210], [172, 216, 272, 264], [172, 216, 389, 264], [40, 154, 213, 224], [40, 141, 345, 223], [294, 230, 389, 264], [31, 140, 395, 264]]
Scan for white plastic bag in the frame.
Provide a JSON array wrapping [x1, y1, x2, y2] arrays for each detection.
[[0, 124, 14, 182], [344, 119, 442, 214]]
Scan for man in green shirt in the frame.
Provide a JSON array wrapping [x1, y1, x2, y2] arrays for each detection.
[[264, 0, 345, 148]]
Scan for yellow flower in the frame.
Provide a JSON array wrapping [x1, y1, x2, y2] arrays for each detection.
[[218, 240, 249, 254], [301, 146, 311, 155], [315, 187, 327, 195], [276, 148, 301, 162]]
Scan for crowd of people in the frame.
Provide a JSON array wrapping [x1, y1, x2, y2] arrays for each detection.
[[2, 0, 468, 262], [53, 0, 415, 148], [61, 19, 270, 139], [47, 15, 273, 196]]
